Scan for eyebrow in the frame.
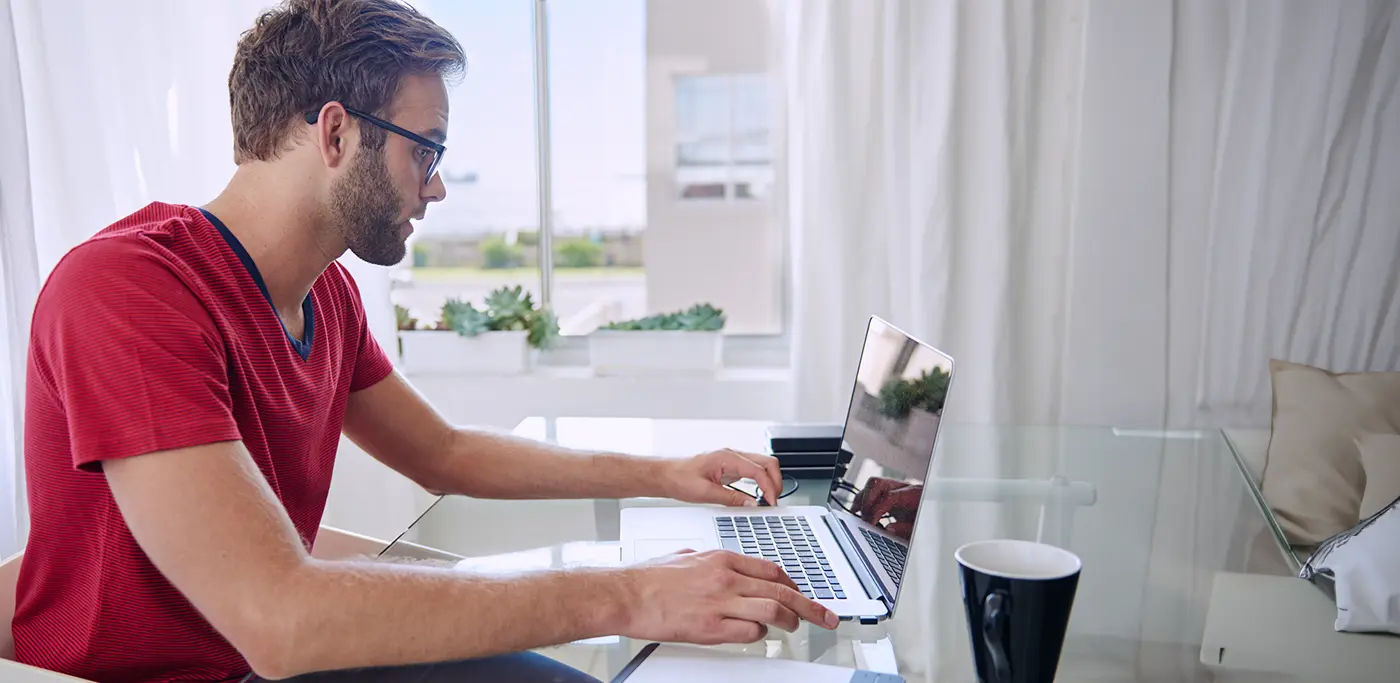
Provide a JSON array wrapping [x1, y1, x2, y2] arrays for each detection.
[[421, 128, 447, 144]]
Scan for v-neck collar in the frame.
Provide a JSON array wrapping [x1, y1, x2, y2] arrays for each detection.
[[199, 208, 315, 361]]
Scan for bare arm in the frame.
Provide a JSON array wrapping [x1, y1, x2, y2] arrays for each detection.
[[343, 371, 784, 503], [104, 440, 834, 679], [103, 441, 628, 678]]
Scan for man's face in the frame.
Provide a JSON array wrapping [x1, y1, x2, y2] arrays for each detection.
[[331, 73, 449, 266]]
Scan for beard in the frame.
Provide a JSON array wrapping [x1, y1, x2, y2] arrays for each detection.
[[329, 145, 408, 266]]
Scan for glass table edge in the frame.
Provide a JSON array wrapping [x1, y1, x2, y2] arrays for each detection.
[[1219, 429, 1303, 575]]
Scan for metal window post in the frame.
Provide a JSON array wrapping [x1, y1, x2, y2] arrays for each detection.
[[531, 0, 555, 305]]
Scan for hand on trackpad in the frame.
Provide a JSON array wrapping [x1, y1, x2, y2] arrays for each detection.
[[633, 539, 706, 561]]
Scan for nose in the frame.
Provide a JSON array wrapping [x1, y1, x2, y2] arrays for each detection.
[[422, 171, 447, 203]]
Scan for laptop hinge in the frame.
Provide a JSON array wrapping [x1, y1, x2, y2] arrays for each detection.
[[822, 513, 893, 613]]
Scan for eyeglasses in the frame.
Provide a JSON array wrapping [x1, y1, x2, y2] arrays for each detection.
[[304, 105, 445, 185]]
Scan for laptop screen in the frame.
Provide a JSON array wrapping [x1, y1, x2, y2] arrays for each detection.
[[826, 317, 953, 594]]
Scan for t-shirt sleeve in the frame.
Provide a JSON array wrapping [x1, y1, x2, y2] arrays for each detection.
[[30, 238, 242, 472], [336, 263, 396, 392]]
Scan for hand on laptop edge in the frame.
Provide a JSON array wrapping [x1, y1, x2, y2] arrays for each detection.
[[658, 448, 785, 507], [617, 548, 840, 645]]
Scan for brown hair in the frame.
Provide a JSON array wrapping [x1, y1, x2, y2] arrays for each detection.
[[228, 0, 466, 164]]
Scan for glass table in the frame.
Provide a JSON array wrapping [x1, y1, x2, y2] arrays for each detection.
[[381, 418, 1297, 682]]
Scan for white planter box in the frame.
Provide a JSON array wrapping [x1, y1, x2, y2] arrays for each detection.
[[589, 330, 722, 376], [398, 330, 531, 375]]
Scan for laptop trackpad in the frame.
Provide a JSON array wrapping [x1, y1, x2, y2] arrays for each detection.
[[633, 539, 707, 561]]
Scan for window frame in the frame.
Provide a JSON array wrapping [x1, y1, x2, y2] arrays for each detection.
[[395, 0, 791, 365]]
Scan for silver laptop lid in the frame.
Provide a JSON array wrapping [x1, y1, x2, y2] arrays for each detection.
[[825, 316, 954, 605]]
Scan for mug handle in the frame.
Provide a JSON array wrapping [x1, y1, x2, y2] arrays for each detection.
[[982, 589, 1012, 683]]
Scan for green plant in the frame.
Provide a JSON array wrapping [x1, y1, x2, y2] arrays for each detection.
[[877, 366, 951, 419], [394, 304, 418, 331], [878, 377, 921, 420], [916, 365, 951, 414], [434, 286, 559, 349], [479, 235, 523, 269], [411, 242, 430, 268], [600, 303, 725, 331], [555, 237, 604, 268]]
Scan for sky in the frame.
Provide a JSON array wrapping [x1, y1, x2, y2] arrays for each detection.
[[412, 0, 647, 235]]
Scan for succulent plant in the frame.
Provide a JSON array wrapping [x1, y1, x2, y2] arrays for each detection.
[[440, 299, 492, 337], [483, 285, 533, 323], [528, 308, 560, 350], [431, 286, 559, 349], [601, 303, 726, 332], [394, 304, 418, 331]]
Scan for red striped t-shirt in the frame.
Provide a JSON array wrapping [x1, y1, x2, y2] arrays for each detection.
[[15, 202, 395, 682]]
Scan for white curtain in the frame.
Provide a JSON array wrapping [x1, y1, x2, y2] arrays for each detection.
[[10, 0, 268, 272], [0, 0, 39, 559], [780, 0, 1400, 430], [777, 1, 1400, 679]]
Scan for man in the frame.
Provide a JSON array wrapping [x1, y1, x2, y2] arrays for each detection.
[[13, 1, 836, 681]]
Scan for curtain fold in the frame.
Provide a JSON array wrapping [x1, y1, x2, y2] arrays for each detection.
[[0, 0, 39, 558], [780, 0, 1400, 431], [777, 3, 1399, 676]]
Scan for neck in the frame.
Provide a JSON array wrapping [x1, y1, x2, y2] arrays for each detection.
[[202, 164, 343, 314]]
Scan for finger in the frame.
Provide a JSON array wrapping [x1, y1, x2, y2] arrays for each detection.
[[741, 451, 784, 505], [723, 486, 759, 508], [869, 485, 922, 523], [711, 619, 768, 645], [725, 454, 782, 507], [737, 576, 839, 630], [724, 552, 801, 592], [724, 597, 800, 632], [886, 521, 914, 540], [857, 485, 885, 521]]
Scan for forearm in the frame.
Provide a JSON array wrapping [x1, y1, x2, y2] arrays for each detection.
[[264, 559, 631, 678], [425, 427, 673, 500]]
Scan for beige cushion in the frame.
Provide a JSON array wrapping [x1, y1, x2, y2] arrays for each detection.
[[1260, 360, 1400, 545], [1359, 433, 1400, 519]]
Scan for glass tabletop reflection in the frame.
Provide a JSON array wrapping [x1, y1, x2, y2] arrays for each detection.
[[381, 418, 1294, 682]]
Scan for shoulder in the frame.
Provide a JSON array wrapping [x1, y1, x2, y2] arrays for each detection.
[[43, 236, 188, 305], [47, 202, 211, 286], [35, 205, 221, 338]]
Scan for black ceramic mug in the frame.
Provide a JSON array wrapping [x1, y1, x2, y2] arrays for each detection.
[[955, 539, 1082, 683]]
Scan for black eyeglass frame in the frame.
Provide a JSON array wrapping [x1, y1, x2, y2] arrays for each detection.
[[304, 105, 445, 185]]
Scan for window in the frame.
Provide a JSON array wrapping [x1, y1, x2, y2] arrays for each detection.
[[397, 0, 784, 338], [676, 73, 773, 201], [391, 0, 542, 334], [544, 0, 648, 333]]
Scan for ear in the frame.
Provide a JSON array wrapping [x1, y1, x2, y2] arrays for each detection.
[[306, 102, 353, 170]]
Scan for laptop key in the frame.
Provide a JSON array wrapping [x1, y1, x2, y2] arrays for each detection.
[[720, 538, 743, 553]]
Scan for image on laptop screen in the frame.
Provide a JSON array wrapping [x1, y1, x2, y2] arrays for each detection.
[[828, 318, 952, 561]]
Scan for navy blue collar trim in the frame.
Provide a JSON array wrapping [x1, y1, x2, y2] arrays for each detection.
[[199, 208, 315, 360]]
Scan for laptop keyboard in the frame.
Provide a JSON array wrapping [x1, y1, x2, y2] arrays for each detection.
[[859, 528, 907, 588], [715, 515, 846, 600]]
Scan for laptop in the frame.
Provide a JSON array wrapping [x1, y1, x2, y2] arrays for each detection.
[[620, 316, 955, 622]]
